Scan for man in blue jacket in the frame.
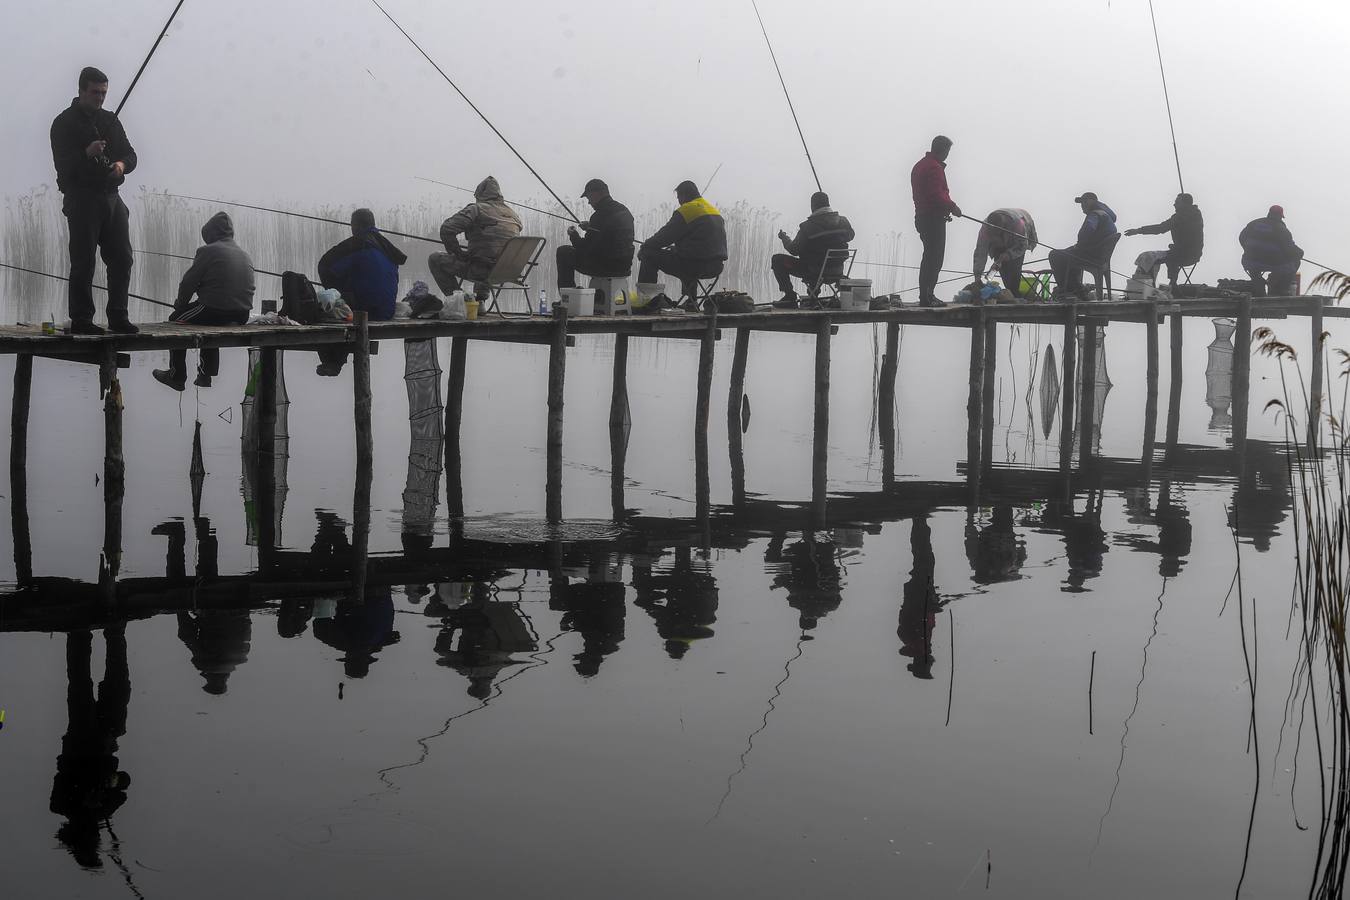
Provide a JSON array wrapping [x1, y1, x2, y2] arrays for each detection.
[[1049, 192, 1118, 300], [315, 209, 406, 376], [1239, 206, 1303, 297]]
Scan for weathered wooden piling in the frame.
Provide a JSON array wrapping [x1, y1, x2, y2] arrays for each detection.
[[1079, 323, 1099, 462], [811, 317, 832, 530], [353, 312, 373, 469], [966, 307, 987, 498], [1058, 304, 1078, 470], [445, 336, 467, 520], [610, 331, 631, 520], [728, 327, 750, 507], [1309, 303, 1325, 452], [879, 322, 899, 488], [981, 315, 997, 472], [546, 305, 569, 523], [1166, 310, 1182, 464], [610, 333, 630, 430], [1232, 297, 1253, 469], [695, 308, 718, 532], [10, 355, 32, 584], [101, 350, 124, 599], [1142, 309, 1160, 483]]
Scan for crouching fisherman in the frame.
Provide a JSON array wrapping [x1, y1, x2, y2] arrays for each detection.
[[428, 176, 522, 303], [1239, 205, 1303, 297], [772, 191, 855, 309], [973, 208, 1037, 296], [315, 208, 407, 376], [153, 212, 254, 391]]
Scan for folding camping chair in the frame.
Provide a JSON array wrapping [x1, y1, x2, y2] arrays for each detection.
[[806, 247, 858, 302], [678, 270, 722, 311], [482, 236, 546, 317]]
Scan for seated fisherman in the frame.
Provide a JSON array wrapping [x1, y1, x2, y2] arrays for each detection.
[[1122, 192, 1204, 289], [637, 180, 728, 310], [315, 208, 406, 377], [428, 176, 522, 302], [771, 190, 855, 309], [1239, 205, 1303, 297], [972, 207, 1037, 296], [557, 178, 634, 290], [152, 211, 254, 391], [1049, 192, 1117, 299]]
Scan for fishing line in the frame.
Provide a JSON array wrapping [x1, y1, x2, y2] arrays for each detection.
[[0, 261, 173, 308], [1147, 0, 1185, 193], [750, 0, 822, 192], [158, 193, 441, 244], [370, 0, 582, 224], [415, 176, 573, 224], [115, 0, 188, 116], [134, 248, 296, 281]]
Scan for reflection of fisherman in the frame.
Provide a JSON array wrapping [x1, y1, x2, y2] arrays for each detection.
[[899, 515, 948, 679], [178, 609, 252, 695], [964, 506, 1027, 584], [549, 577, 626, 677], [1229, 450, 1291, 553], [766, 533, 843, 632], [632, 546, 719, 659], [50, 626, 131, 869], [1122, 485, 1193, 578], [314, 587, 400, 678], [432, 583, 538, 699], [1043, 494, 1108, 592]]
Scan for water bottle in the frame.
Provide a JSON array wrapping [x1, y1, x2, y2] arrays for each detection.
[[538, 288, 548, 316]]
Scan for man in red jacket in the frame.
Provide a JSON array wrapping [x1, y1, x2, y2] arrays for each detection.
[[910, 135, 962, 307]]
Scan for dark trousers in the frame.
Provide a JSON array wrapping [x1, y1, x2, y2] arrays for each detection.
[[555, 245, 631, 289], [1161, 252, 1199, 286], [915, 213, 946, 301], [771, 253, 808, 294], [63, 193, 133, 324], [997, 259, 1023, 294], [167, 303, 249, 380], [636, 249, 723, 295], [1245, 261, 1298, 297], [1048, 248, 1084, 291]]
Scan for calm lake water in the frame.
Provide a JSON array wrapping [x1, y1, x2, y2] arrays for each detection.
[[0, 209, 1338, 898]]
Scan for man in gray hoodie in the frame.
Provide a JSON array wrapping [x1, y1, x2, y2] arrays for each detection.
[[428, 176, 523, 301], [153, 211, 255, 391]]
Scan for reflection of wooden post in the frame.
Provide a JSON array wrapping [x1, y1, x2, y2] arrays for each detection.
[[879, 322, 899, 488], [1059, 304, 1078, 470], [353, 312, 373, 469], [256, 348, 278, 566], [546, 306, 569, 523], [1232, 297, 1252, 471], [981, 316, 997, 472], [967, 308, 987, 498], [1142, 309, 1160, 482], [1079, 323, 1099, 462], [1310, 302, 1325, 453], [10, 355, 32, 585], [1166, 311, 1182, 464], [812, 318, 832, 530], [610, 332, 630, 521], [728, 328, 750, 507], [445, 336, 467, 520], [351, 455, 372, 604], [101, 350, 124, 601], [695, 309, 718, 532]]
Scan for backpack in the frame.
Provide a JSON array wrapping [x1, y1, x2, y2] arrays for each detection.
[[709, 290, 756, 314], [280, 271, 322, 324]]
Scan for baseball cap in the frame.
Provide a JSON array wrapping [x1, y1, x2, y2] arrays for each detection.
[[1073, 192, 1098, 204]]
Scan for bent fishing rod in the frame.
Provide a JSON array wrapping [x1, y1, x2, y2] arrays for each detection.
[[134, 249, 310, 282], [158, 193, 441, 244], [116, 0, 188, 115], [958, 213, 1134, 284], [0, 261, 173, 309], [1147, 0, 1185, 193], [369, 0, 582, 225], [750, 0, 822, 192], [415, 176, 575, 224]]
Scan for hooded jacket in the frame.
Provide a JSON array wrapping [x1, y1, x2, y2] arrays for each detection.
[[1071, 202, 1118, 263], [440, 177, 523, 262], [318, 225, 408, 321], [1239, 216, 1302, 269], [973, 208, 1038, 275], [785, 207, 855, 276], [570, 195, 635, 275], [50, 99, 137, 196], [175, 213, 256, 314], [642, 196, 728, 261], [1134, 204, 1204, 265]]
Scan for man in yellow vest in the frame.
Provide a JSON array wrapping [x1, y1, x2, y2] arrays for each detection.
[[637, 180, 728, 311]]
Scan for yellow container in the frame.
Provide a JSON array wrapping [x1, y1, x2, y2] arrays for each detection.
[[465, 299, 479, 321]]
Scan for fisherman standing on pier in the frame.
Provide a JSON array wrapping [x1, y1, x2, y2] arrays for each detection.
[[556, 179, 635, 291], [911, 135, 961, 308], [1048, 193, 1117, 300], [49, 67, 139, 335], [972, 208, 1037, 296], [1239, 205, 1303, 297], [770, 191, 855, 309], [1122, 193, 1204, 290], [152, 212, 255, 391], [637, 180, 728, 311], [428, 176, 522, 302]]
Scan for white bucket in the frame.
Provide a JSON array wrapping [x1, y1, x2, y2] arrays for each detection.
[[839, 278, 872, 310], [1124, 277, 1156, 300], [560, 287, 595, 316]]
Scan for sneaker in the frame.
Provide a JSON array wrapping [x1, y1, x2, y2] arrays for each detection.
[[869, 297, 891, 311], [152, 368, 186, 391], [70, 320, 106, 336], [194, 371, 213, 389], [108, 319, 140, 334], [917, 296, 946, 308], [315, 363, 343, 377], [819, 297, 842, 310], [678, 297, 701, 313], [772, 295, 799, 310], [799, 298, 823, 311]]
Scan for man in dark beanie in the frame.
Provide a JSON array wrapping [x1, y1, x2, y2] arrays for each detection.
[[771, 190, 855, 309], [315, 208, 407, 375], [556, 178, 634, 290], [49, 67, 139, 334], [637, 180, 728, 310], [1122, 192, 1205, 290]]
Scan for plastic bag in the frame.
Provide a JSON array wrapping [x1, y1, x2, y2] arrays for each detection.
[[440, 290, 467, 321], [316, 287, 343, 310]]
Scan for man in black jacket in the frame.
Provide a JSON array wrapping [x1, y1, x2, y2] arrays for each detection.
[[1122, 192, 1204, 289], [49, 67, 139, 335], [557, 179, 634, 290], [637, 180, 728, 310], [771, 191, 855, 309]]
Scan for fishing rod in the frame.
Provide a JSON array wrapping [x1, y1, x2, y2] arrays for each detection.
[[158, 192, 441, 245], [369, 0, 582, 225], [415, 176, 575, 224], [116, 0, 188, 116], [704, 162, 724, 195], [1147, 0, 1185, 193], [958, 213, 1134, 284], [134, 249, 307, 282], [750, 0, 822, 192], [0, 261, 173, 309], [854, 260, 972, 276]]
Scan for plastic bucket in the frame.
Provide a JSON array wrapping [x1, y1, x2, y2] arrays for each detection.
[[464, 299, 479, 321], [560, 287, 595, 316], [839, 278, 871, 310]]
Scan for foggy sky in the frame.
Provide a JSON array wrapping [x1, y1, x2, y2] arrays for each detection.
[[3, 0, 1349, 284]]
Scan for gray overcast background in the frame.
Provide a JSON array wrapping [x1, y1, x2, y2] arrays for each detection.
[[3, 0, 1349, 284]]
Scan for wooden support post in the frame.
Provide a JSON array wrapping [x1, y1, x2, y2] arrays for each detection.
[[967, 307, 987, 499], [1309, 302, 1325, 453], [1232, 297, 1253, 473], [256, 348, 278, 568], [546, 305, 568, 524], [353, 312, 373, 470], [879, 322, 900, 489], [351, 453, 372, 604], [811, 318, 832, 530], [1079, 323, 1099, 462], [981, 316, 997, 472], [101, 349, 124, 601], [610, 333, 630, 429], [445, 336, 467, 520], [610, 333, 631, 522], [1166, 311, 1183, 464], [1059, 304, 1078, 474], [10, 355, 32, 585], [695, 308, 718, 534], [1142, 309, 1160, 482], [728, 327, 750, 507]]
